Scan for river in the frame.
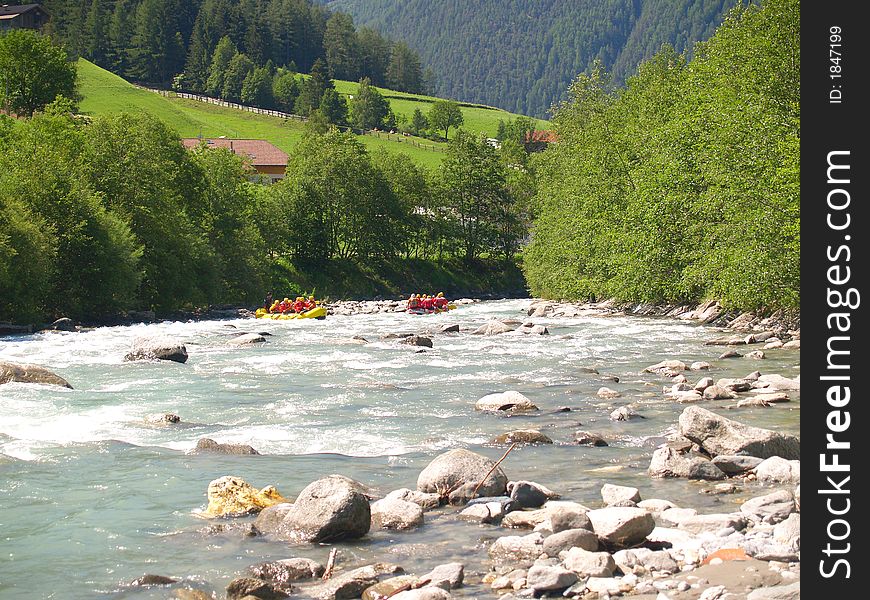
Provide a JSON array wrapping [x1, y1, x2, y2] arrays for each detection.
[[0, 299, 800, 599]]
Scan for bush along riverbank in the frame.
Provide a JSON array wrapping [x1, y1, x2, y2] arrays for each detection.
[[0, 257, 526, 333]]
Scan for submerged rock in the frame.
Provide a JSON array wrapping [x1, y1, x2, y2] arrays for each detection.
[[472, 321, 515, 335], [648, 447, 726, 480], [491, 430, 552, 445], [227, 332, 267, 345], [124, 336, 188, 363], [0, 361, 73, 388], [573, 431, 608, 446]]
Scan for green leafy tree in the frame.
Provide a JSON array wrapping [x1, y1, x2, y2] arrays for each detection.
[[241, 65, 274, 107], [385, 41, 423, 93], [427, 100, 464, 140], [222, 53, 256, 102], [323, 12, 360, 80], [438, 130, 515, 261], [349, 77, 390, 130], [205, 35, 238, 97], [272, 69, 301, 112], [294, 58, 333, 116], [409, 108, 429, 136], [84, 0, 109, 66], [128, 0, 186, 83], [189, 145, 268, 301], [319, 88, 348, 126], [0, 30, 77, 118]]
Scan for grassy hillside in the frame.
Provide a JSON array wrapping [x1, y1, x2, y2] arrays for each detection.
[[77, 60, 546, 170]]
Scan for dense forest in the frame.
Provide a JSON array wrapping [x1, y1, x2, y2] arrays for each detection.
[[324, 0, 743, 117], [523, 0, 799, 310], [34, 0, 428, 94]]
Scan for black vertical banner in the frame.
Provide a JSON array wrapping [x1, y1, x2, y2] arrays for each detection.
[[803, 1, 867, 595]]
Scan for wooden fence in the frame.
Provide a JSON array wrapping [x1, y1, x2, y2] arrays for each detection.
[[135, 85, 442, 152]]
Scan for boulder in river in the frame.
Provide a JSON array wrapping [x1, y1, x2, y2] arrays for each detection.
[[754, 456, 801, 484], [256, 475, 371, 542], [600, 484, 641, 506], [487, 532, 544, 567], [573, 431, 608, 447], [417, 448, 508, 501], [560, 547, 617, 577], [49, 317, 77, 332], [508, 480, 559, 509], [0, 361, 72, 388], [306, 563, 404, 600], [247, 558, 325, 585], [472, 321, 515, 335], [648, 447, 726, 480], [227, 332, 267, 345], [124, 336, 188, 363], [402, 335, 433, 348], [192, 438, 260, 455], [491, 429, 552, 445], [370, 497, 424, 530], [384, 488, 441, 510], [475, 391, 539, 412], [421, 563, 465, 590], [542, 528, 599, 555], [643, 360, 688, 375], [740, 489, 796, 524], [678, 406, 800, 459], [201, 476, 288, 518], [226, 577, 289, 600]]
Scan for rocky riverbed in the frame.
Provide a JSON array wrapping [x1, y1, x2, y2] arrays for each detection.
[[0, 298, 799, 599]]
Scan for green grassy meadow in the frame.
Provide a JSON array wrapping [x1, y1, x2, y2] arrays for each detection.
[[76, 60, 546, 170]]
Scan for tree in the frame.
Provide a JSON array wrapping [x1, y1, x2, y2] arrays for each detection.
[[438, 130, 513, 262], [128, 0, 186, 83], [0, 30, 77, 118], [323, 12, 360, 81], [221, 53, 255, 102], [409, 108, 428, 136], [272, 69, 301, 112], [428, 100, 464, 140], [206, 36, 238, 97], [357, 27, 391, 86], [241, 66, 274, 107], [385, 41, 423, 93], [84, 0, 109, 66], [319, 88, 348, 126], [349, 77, 390, 130], [294, 57, 333, 116]]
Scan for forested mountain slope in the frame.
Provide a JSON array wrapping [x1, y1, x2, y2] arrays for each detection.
[[323, 0, 743, 117]]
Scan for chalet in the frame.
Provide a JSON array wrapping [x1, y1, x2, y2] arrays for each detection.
[[0, 3, 50, 31], [181, 138, 288, 184], [523, 130, 558, 153]]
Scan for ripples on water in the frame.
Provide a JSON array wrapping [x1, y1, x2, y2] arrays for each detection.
[[0, 300, 800, 598]]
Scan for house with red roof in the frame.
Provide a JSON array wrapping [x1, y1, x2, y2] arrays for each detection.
[[181, 138, 288, 184]]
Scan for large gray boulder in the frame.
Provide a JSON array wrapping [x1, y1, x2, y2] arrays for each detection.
[[542, 528, 599, 556], [308, 564, 403, 600], [420, 563, 464, 590], [124, 336, 188, 363], [417, 449, 508, 501], [678, 406, 800, 459], [0, 361, 72, 388], [586, 507, 655, 548], [226, 577, 288, 600], [255, 475, 371, 542], [754, 456, 801, 484]]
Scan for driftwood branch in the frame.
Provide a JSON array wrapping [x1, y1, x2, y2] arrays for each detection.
[[471, 443, 518, 499], [322, 548, 338, 580]]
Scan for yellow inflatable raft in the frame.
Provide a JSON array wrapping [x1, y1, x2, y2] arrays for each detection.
[[255, 306, 327, 320]]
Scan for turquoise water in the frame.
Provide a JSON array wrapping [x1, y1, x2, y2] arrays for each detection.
[[0, 300, 800, 599]]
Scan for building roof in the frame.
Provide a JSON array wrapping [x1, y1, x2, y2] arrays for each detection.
[[181, 138, 288, 168], [525, 130, 559, 144], [0, 4, 48, 17]]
